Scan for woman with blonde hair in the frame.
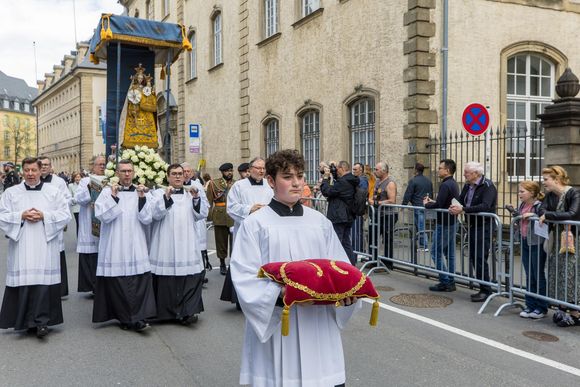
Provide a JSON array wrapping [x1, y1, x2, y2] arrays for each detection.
[[364, 164, 376, 202], [508, 181, 547, 319], [539, 166, 580, 326]]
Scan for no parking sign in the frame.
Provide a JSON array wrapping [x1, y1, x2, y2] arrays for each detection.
[[462, 103, 490, 136]]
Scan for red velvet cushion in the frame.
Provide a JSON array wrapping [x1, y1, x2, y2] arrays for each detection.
[[258, 259, 379, 307]]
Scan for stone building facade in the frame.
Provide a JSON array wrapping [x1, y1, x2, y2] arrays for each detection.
[[119, 0, 580, 190], [33, 42, 107, 173], [0, 71, 37, 165]]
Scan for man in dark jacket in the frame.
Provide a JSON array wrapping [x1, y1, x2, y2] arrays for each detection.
[[449, 161, 498, 302], [3, 162, 20, 191], [321, 160, 359, 265], [424, 159, 459, 292], [402, 163, 433, 249]]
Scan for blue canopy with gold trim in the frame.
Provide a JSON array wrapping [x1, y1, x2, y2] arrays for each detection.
[[88, 14, 191, 65]]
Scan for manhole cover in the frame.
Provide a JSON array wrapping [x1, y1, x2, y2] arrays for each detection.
[[522, 331, 559, 342], [375, 286, 395, 292], [389, 293, 453, 308]]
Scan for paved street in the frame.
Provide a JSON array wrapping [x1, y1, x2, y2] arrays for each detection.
[[1, 226, 580, 387]]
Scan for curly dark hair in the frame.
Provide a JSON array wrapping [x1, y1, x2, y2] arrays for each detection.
[[266, 149, 305, 178]]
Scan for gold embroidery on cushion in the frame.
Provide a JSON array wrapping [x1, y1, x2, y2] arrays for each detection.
[[330, 260, 349, 275], [307, 262, 323, 277], [280, 262, 367, 301]]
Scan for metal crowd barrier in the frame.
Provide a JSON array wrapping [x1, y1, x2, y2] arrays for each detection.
[[497, 216, 580, 316], [370, 204, 506, 314]]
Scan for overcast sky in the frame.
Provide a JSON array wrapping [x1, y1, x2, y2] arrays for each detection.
[[0, 0, 124, 88]]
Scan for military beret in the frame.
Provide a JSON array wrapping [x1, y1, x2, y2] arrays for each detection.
[[237, 162, 250, 172], [219, 162, 233, 172]]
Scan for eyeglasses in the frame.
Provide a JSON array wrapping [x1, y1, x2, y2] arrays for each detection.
[[252, 167, 265, 171]]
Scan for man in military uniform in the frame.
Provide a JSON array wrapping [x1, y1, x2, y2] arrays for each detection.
[[207, 163, 235, 275], [3, 162, 20, 191]]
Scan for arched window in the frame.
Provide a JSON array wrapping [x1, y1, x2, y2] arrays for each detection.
[[506, 53, 554, 179], [264, 118, 279, 157], [188, 31, 197, 80], [300, 110, 320, 184], [349, 97, 375, 167], [212, 12, 223, 66]]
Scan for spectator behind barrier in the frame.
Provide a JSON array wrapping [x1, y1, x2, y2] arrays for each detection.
[[539, 165, 580, 327], [449, 161, 497, 303], [320, 160, 359, 265], [424, 159, 459, 292], [507, 181, 547, 319], [402, 162, 433, 250]]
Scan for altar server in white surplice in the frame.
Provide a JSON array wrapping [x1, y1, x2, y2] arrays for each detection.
[[221, 157, 273, 308], [39, 156, 72, 298], [149, 164, 209, 325], [182, 162, 212, 278], [231, 150, 360, 387], [92, 159, 156, 332], [74, 155, 106, 294], [0, 157, 71, 339]]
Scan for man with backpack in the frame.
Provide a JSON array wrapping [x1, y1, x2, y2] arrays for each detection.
[[320, 160, 360, 265]]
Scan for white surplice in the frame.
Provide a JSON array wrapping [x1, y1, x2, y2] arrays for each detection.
[[186, 179, 208, 250], [226, 178, 273, 238], [0, 183, 71, 286], [43, 174, 72, 252], [230, 204, 359, 387], [149, 185, 209, 276], [94, 187, 153, 277], [74, 176, 99, 254]]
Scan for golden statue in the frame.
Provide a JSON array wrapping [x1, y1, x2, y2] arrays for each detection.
[[119, 64, 161, 149]]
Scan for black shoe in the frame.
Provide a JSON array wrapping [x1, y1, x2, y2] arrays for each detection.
[[181, 315, 198, 326], [220, 265, 227, 275], [470, 292, 490, 302], [429, 283, 456, 292], [119, 323, 130, 331], [203, 277, 208, 284], [134, 321, 150, 332], [36, 326, 49, 338]]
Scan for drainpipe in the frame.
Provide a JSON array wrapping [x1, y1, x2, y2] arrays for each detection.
[[441, 0, 449, 159]]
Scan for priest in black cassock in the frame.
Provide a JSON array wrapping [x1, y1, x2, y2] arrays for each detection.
[[0, 157, 71, 338], [92, 160, 156, 332], [149, 164, 209, 325], [39, 156, 72, 298]]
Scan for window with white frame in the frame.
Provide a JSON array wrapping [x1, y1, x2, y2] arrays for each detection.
[[212, 13, 223, 66], [24, 103, 30, 112], [162, 0, 170, 17], [350, 97, 375, 167], [265, 0, 278, 38], [506, 54, 553, 179], [301, 110, 320, 184], [302, 0, 320, 17], [188, 31, 197, 79], [265, 119, 279, 157], [146, 0, 152, 20]]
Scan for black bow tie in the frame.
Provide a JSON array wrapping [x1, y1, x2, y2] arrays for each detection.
[[173, 188, 184, 194], [120, 185, 136, 192]]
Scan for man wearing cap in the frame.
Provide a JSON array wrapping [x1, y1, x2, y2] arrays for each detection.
[[3, 162, 20, 191], [207, 163, 235, 275], [237, 163, 250, 180]]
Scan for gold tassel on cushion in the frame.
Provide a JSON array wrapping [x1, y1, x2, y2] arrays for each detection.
[[100, 14, 113, 41], [180, 24, 193, 51], [369, 300, 379, 326], [281, 306, 290, 336]]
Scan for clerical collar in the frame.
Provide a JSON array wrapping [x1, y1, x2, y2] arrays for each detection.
[[40, 174, 53, 183], [172, 188, 184, 194], [119, 185, 136, 192], [268, 198, 303, 217], [24, 181, 43, 191], [184, 180, 192, 186], [248, 176, 263, 186]]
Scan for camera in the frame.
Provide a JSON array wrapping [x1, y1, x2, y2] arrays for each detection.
[[504, 204, 517, 215], [329, 163, 338, 180]]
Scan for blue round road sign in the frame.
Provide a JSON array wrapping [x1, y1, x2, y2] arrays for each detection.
[[462, 103, 490, 136]]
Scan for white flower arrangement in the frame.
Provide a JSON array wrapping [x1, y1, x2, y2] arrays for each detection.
[[104, 145, 169, 187]]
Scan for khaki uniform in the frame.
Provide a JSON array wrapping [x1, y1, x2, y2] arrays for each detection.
[[207, 177, 235, 260]]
